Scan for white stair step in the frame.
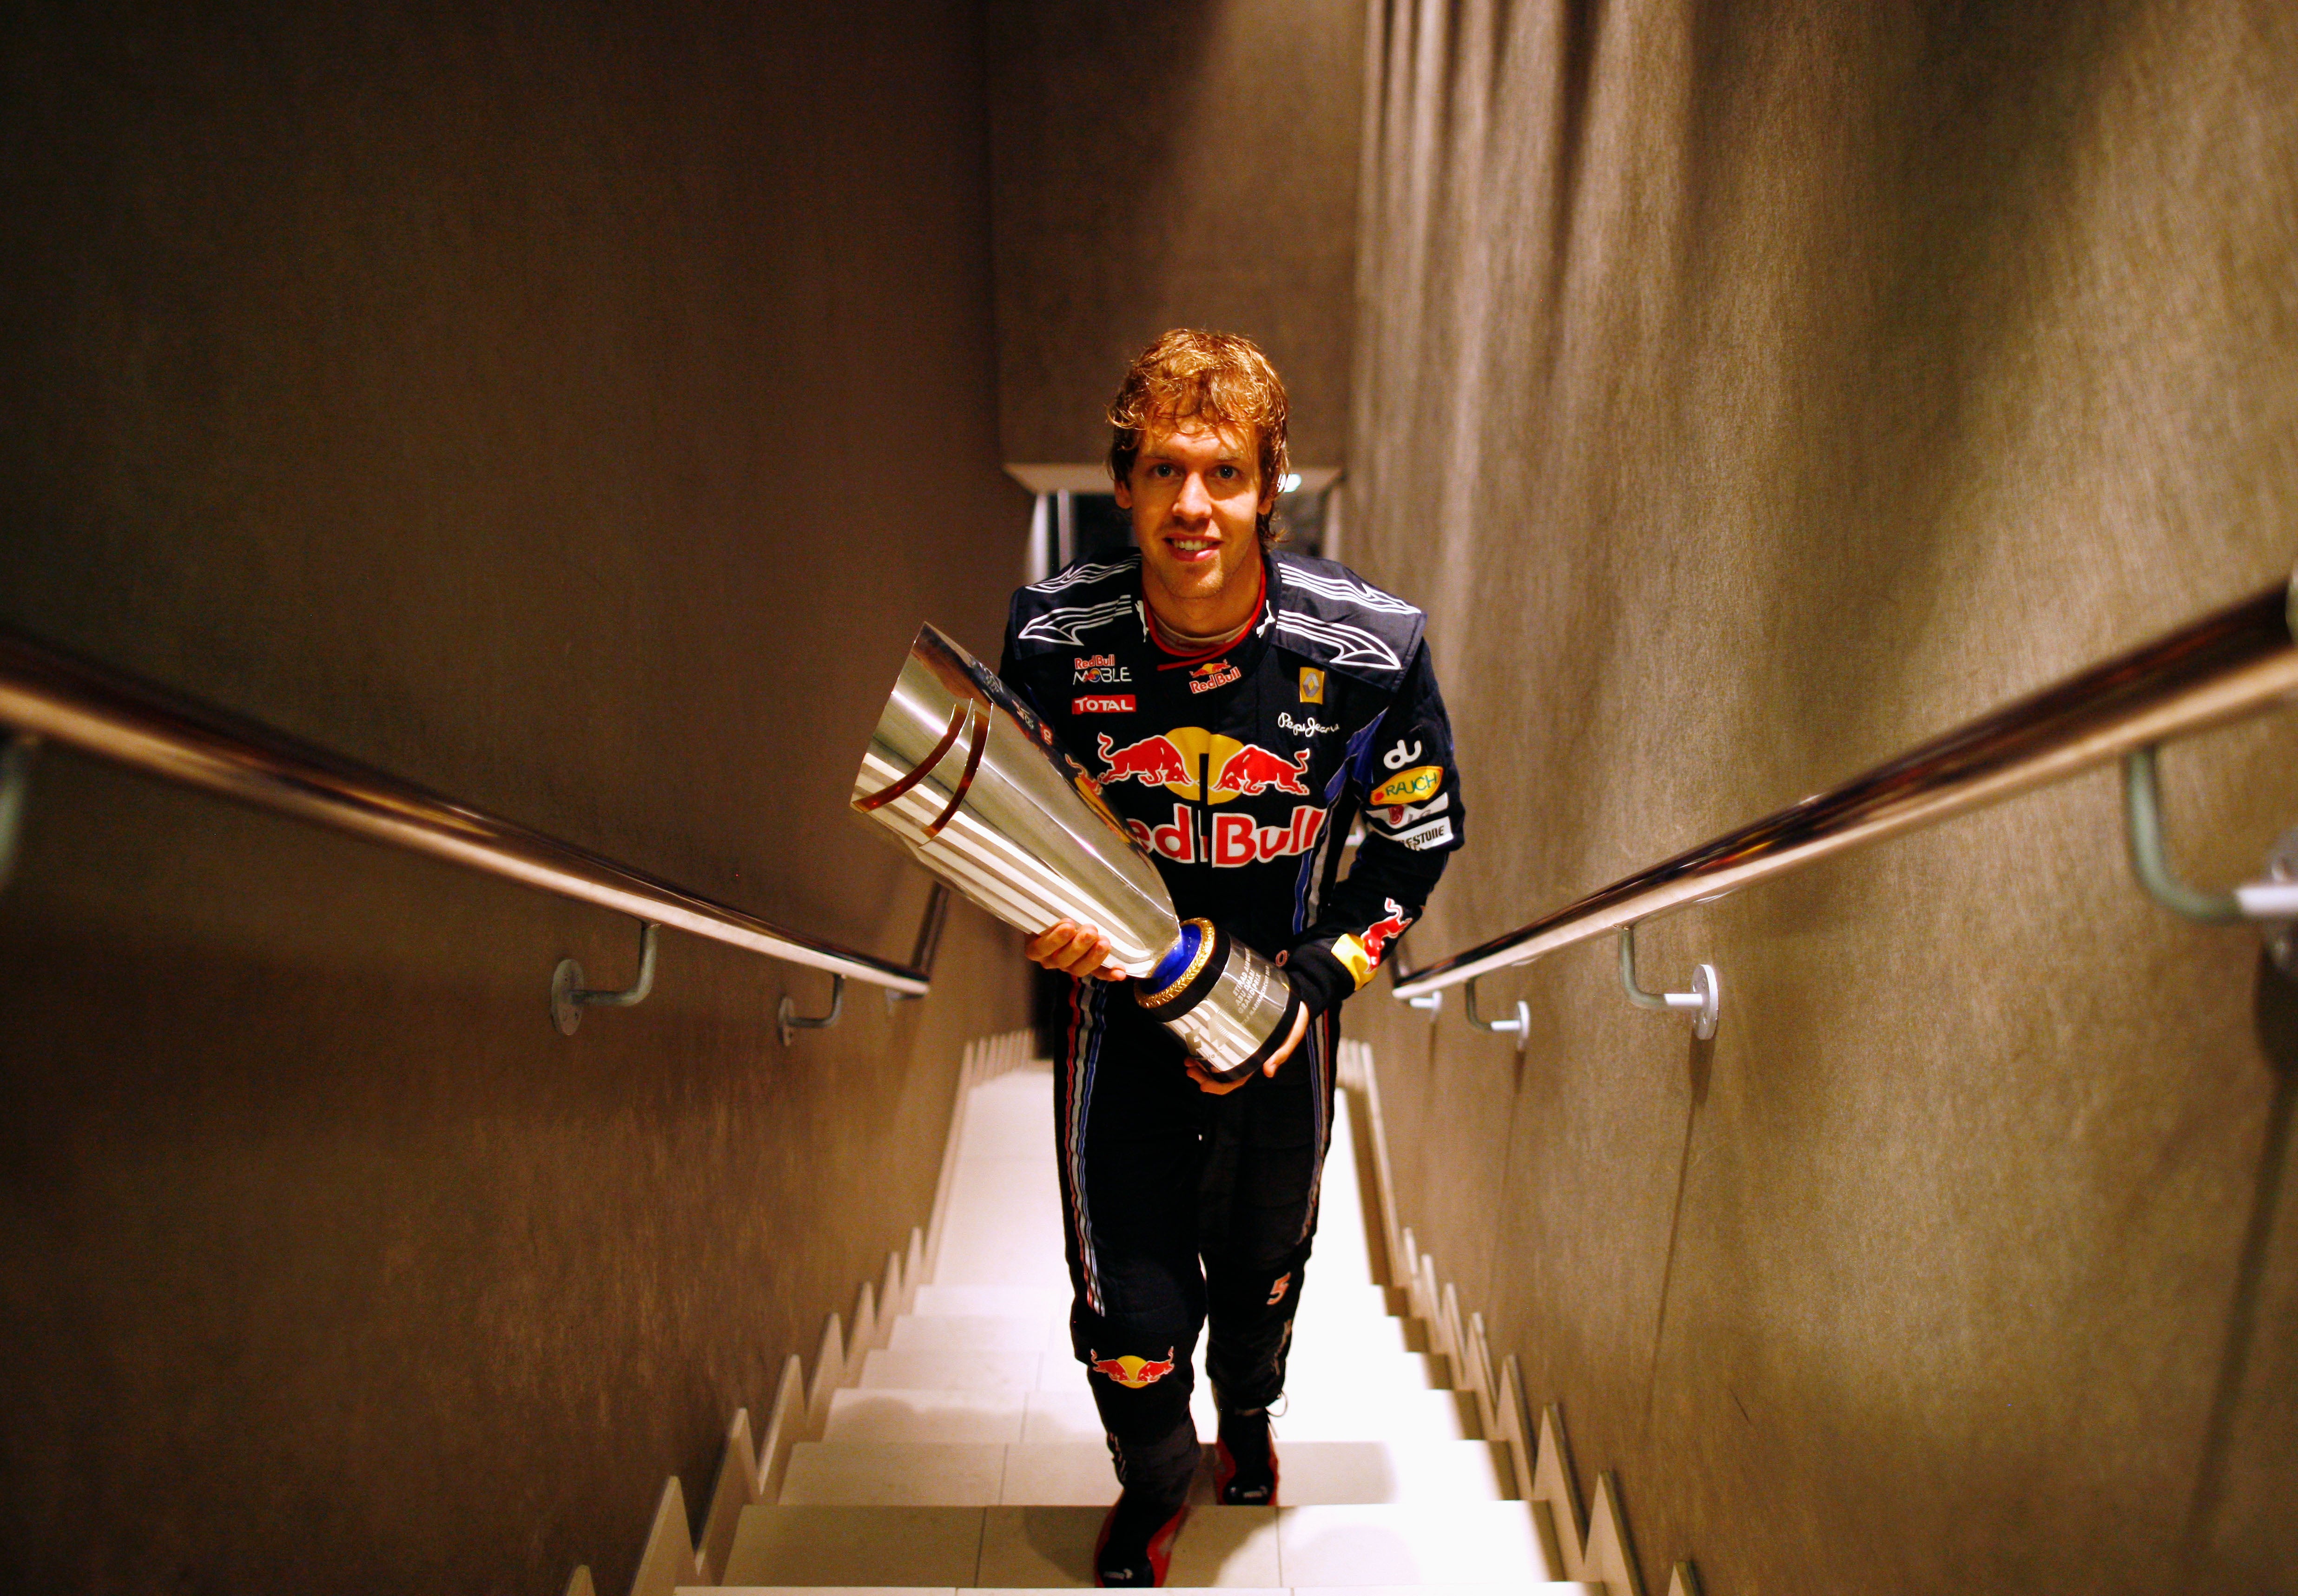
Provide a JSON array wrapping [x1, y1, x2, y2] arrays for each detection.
[[779, 1439, 1512, 1507], [858, 1346, 1444, 1397], [824, 1389, 1027, 1444], [887, 1312, 1416, 1359], [907, 1284, 1404, 1320], [718, 1502, 1555, 1587], [1017, 1385, 1475, 1444]]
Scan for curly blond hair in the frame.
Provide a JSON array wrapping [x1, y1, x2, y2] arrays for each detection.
[[1107, 330, 1292, 547]]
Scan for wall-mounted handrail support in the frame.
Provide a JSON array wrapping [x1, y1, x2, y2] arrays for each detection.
[[552, 920, 660, 1035], [780, 973, 845, 1046], [0, 732, 35, 895], [2121, 745, 2246, 924], [885, 883, 953, 1011], [1390, 938, 1442, 1020], [1464, 978, 1528, 1054], [2125, 742, 2298, 975], [1620, 923, 1720, 1041]]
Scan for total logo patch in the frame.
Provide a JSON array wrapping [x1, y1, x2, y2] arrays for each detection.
[[1074, 653, 1132, 685], [1097, 729, 1309, 802], [1073, 694, 1136, 713], [1089, 1348, 1177, 1389], [1189, 658, 1241, 694]]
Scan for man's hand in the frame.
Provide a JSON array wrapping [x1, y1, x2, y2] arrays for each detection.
[[1184, 1002, 1311, 1095], [1025, 919, 1127, 981]]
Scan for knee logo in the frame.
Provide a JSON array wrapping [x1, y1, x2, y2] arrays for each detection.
[[1089, 1348, 1178, 1388]]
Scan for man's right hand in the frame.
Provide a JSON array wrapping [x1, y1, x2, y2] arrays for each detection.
[[1025, 919, 1127, 981]]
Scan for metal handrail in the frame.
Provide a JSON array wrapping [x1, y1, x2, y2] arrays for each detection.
[[0, 627, 931, 995], [1394, 570, 2298, 999]]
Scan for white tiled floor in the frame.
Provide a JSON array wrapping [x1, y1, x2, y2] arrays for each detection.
[[697, 1061, 1593, 1594]]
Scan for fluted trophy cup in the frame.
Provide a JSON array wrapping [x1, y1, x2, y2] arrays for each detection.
[[852, 624, 1300, 1082]]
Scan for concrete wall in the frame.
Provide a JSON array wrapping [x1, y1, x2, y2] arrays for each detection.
[[1343, 2, 2298, 1591], [0, 5, 1028, 1591], [987, 0, 1365, 468]]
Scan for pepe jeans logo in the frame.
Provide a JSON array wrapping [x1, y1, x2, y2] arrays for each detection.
[[1278, 712, 1338, 737]]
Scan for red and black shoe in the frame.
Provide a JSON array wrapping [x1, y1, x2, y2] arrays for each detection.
[[1094, 1491, 1189, 1587], [1213, 1407, 1278, 1506]]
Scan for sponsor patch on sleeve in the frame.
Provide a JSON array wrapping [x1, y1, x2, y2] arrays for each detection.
[[1392, 816, 1455, 851], [1369, 765, 1442, 809]]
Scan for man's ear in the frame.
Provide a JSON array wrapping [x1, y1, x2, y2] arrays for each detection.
[[1114, 479, 1133, 510]]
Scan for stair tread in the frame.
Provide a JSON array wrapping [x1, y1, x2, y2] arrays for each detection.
[[829, 1385, 1475, 1445], [780, 1440, 1512, 1506], [721, 1502, 1554, 1589], [857, 1347, 1441, 1396]]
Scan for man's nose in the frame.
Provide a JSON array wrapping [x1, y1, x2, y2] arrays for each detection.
[[1173, 472, 1212, 520]]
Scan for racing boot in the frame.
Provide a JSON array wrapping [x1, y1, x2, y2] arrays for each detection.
[[1095, 1419, 1197, 1586], [1213, 1405, 1278, 1505]]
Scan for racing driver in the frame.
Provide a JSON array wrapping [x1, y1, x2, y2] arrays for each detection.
[[997, 329, 1464, 1585]]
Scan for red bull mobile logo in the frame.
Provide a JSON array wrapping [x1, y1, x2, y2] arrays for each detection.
[[1089, 1349, 1178, 1389], [1096, 730, 1325, 867]]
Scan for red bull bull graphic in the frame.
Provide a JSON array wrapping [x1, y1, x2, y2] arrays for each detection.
[[1214, 743, 1310, 797], [1097, 732, 1191, 789], [1088, 1348, 1178, 1389], [1097, 728, 1313, 803], [1332, 897, 1415, 988], [1361, 898, 1412, 964]]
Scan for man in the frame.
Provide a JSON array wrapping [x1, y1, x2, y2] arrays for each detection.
[[998, 330, 1463, 1586]]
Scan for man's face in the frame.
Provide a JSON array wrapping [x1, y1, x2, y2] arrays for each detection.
[[1116, 419, 1273, 614]]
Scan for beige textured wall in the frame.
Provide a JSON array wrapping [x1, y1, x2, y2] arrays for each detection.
[[0, 5, 1027, 1592], [987, 0, 1365, 467], [1343, 2, 2298, 1591]]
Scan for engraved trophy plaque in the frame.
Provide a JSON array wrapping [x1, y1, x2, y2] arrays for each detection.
[[852, 624, 1300, 1082]]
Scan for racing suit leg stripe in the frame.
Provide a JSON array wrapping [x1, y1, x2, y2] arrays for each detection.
[[1061, 976, 1106, 1314], [1297, 1009, 1342, 1244]]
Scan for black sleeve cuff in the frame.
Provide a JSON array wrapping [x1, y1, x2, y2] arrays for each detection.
[[1281, 942, 1356, 1018]]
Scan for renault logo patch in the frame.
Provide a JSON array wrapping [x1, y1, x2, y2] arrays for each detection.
[[1298, 667, 1325, 704]]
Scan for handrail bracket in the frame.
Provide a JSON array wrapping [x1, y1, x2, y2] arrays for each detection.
[[780, 973, 846, 1045], [552, 920, 660, 1035], [0, 732, 37, 895], [1464, 978, 1528, 1054], [1620, 923, 1720, 1041], [2123, 743, 2298, 974]]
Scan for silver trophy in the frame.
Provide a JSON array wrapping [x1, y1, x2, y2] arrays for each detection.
[[852, 624, 1300, 1082]]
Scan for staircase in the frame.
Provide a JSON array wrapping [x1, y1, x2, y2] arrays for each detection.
[[706, 1049, 1579, 1594], [580, 1035, 1693, 1596]]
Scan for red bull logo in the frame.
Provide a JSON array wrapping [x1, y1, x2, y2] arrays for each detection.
[[1089, 1348, 1177, 1389], [1097, 728, 1313, 804], [1361, 898, 1413, 965], [1123, 803, 1327, 867], [1097, 732, 1191, 788], [1214, 744, 1310, 797]]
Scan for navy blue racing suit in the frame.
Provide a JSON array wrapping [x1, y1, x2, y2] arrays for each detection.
[[998, 548, 1464, 1486]]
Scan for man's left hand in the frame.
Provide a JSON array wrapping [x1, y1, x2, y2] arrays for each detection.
[[1184, 1002, 1310, 1095]]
